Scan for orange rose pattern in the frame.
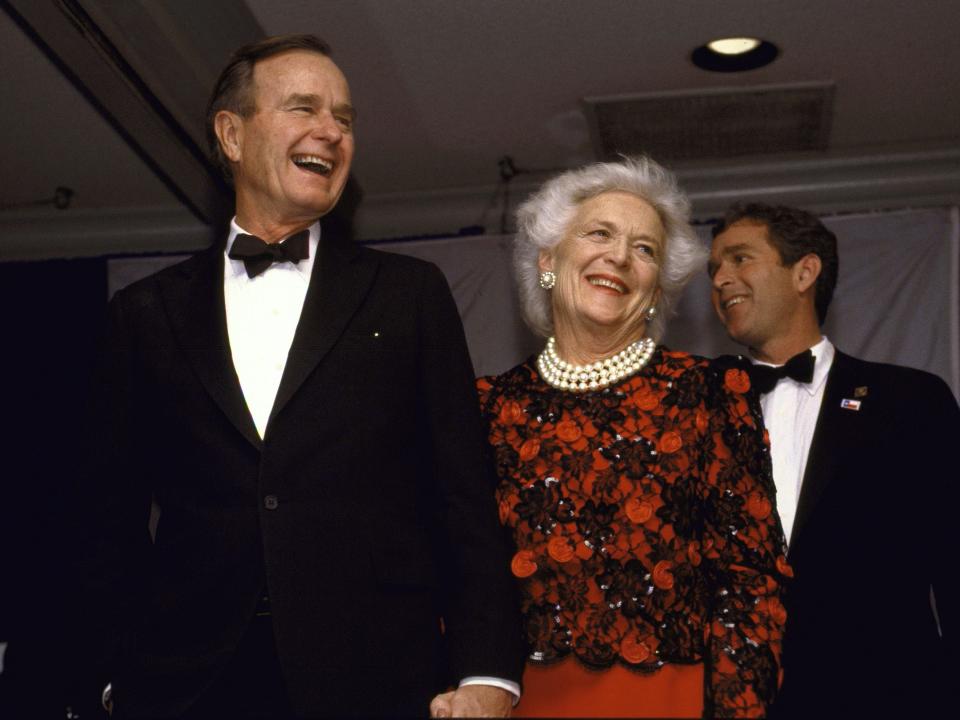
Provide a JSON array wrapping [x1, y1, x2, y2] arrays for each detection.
[[658, 431, 683, 454], [478, 348, 790, 717], [625, 498, 653, 524], [547, 535, 576, 563], [724, 367, 752, 394], [620, 636, 651, 664], [511, 549, 538, 578], [652, 560, 675, 590]]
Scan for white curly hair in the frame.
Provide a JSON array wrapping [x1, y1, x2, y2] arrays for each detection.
[[514, 156, 704, 341]]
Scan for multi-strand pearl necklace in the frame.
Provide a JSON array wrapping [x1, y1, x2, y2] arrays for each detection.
[[537, 336, 656, 391]]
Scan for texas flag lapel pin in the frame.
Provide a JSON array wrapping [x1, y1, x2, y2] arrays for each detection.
[[841, 398, 862, 411]]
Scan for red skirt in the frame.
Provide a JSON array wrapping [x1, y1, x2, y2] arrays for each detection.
[[514, 658, 704, 718]]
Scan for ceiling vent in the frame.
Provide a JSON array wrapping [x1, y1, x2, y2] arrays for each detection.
[[583, 81, 834, 163]]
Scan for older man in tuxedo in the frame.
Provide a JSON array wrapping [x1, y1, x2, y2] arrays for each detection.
[[708, 202, 957, 717], [84, 34, 523, 718]]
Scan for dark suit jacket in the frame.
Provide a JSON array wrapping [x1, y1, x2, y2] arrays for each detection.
[[82, 226, 524, 717], [771, 350, 958, 718]]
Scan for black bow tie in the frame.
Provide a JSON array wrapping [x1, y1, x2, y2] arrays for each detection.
[[748, 349, 816, 394], [228, 230, 310, 278]]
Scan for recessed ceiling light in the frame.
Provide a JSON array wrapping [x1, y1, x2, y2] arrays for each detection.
[[692, 38, 779, 72], [707, 37, 761, 55]]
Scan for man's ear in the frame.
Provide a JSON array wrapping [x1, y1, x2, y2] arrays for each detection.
[[794, 253, 822, 294], [538, 249, 554, 274], [214, 110, 244, 164]]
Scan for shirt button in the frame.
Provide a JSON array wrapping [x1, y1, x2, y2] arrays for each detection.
[[264, 495, 279, 510]]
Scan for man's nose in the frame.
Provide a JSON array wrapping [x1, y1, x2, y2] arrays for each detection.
[[711, 262, 731, 288], [312, 111, 343, 142]]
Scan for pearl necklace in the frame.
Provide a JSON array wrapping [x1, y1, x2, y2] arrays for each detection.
[[537, 336, 656, 391]]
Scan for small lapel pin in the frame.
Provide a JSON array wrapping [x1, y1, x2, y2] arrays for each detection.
[[372, 331, 380, 338], [841, 398, 862, 411], [854, 386, 869, 398]]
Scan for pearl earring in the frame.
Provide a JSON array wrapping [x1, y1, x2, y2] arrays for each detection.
[[645, 306, 657, 321], [539, 271, 556, 290]]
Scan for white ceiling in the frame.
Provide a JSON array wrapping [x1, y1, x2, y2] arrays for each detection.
[[2, 0, 959, 258], [246, 0, 960, 193]]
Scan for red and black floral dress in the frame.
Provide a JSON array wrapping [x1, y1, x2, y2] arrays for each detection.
[[478, 348, 790, 718]]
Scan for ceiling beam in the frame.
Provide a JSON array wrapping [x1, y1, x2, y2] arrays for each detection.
[[1, 0, 263, 227]]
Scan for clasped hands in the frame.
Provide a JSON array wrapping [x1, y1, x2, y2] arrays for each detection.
[[430, 685, 513, 718]]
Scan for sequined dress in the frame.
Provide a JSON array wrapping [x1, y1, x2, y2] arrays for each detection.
[[477, 348, 790, 718]]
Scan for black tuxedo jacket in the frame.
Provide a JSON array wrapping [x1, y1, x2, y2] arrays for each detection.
[[83, 226, 524, 717], [771, 350, 958, 718]]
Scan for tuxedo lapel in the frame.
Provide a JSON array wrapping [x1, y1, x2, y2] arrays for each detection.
[[789, 352, 856, 553], [267, 228, 378, 429], [158, 246, 261, 449]]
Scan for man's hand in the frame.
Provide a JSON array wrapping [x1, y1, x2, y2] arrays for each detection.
[[429, 685, 512, 718]]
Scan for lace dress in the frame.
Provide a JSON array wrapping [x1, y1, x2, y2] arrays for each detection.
[[478, 348, 790, 718]]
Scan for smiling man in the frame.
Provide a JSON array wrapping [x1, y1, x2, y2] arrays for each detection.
[[708, 202, 958, 718], [82, 35, 523, 718]]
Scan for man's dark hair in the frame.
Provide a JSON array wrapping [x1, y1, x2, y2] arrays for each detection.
[[205, 34, 333, 180], [713, 202, 839, 325]]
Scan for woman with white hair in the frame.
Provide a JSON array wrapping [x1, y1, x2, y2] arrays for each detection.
[[477, 157, 789, 717]]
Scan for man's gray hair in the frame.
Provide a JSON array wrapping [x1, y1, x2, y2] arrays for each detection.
[[514, 156, 704, 340]]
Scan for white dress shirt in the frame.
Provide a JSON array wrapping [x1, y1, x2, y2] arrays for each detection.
[[224, 219, 319, 439], [755, 337, 834, 546]]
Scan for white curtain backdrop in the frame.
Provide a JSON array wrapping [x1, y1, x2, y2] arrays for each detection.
[[109, 206, 959, 396], [380, 206, 960, 394]]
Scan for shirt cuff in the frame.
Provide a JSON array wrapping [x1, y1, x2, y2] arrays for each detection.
[[459, 676, 521, 705]]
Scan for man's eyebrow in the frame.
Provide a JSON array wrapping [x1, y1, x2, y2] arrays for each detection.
[[283, 94, 356, 120], [707, 242, 752, 276], [333, 102, 357, 121], [284, 93, 321, 106], [720, 242, 751, 255]]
